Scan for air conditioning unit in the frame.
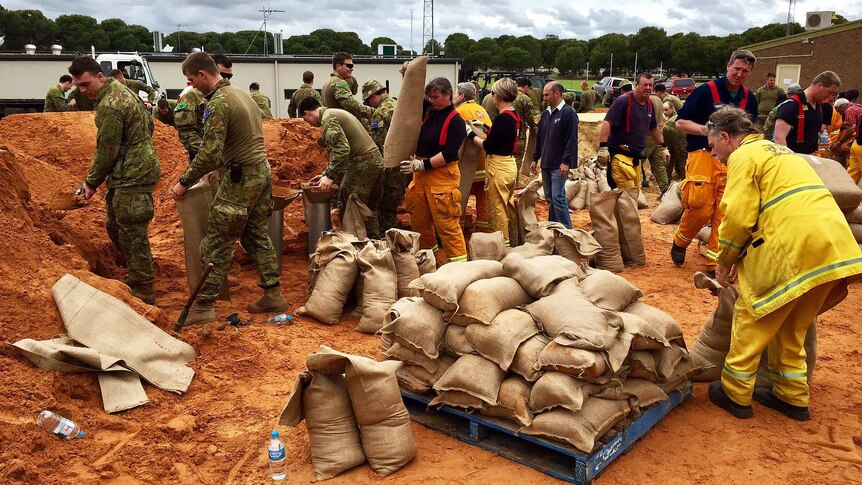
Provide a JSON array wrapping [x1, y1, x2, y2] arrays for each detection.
[[805, 11, 834, 31]]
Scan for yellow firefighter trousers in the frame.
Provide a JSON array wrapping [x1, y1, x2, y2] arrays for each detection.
[[484, 154, 517, 245], [848, 141, 862, 183], [722, 280, 837, 407], [674, 150, 726, 268], [610, 153, 642, 189], [405, 163, 467, 262]]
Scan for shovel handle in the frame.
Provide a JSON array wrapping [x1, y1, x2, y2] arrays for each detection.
[[174, 263, 214, 332]]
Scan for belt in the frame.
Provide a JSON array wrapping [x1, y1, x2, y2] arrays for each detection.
[[351, 150, 379, 163], [223, 159, 270, 173]]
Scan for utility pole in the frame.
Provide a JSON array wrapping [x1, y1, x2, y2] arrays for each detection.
[[422, 0, 434, 55], [410, 9, 414, 55], [786, 0, 797, 36], [259, 6, 284, 56], [610, 53, 613, 77], [176, 24, 182, 52], [634, 52, 638, 77]]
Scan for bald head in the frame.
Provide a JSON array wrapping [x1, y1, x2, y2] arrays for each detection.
[[543, 81, 564, 107]]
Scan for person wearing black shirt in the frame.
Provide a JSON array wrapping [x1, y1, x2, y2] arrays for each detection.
[[470, 78, 520, 245], [401, 77, 468, 262], [774, 71, 840, 154]]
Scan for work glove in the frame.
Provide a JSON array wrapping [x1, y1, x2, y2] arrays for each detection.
[[400, 159, 425, 174], [659, 147, 670, 163], [597, 146, 610, 167]]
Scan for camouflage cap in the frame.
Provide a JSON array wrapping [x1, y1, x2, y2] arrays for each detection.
[[362, 79, 386, 100]]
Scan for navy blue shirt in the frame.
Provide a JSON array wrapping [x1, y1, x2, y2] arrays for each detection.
[[776, 90, 823, 154], [532, 102, 579, 169], [677, 77, 759, 152], [605, 92, 657, 153]]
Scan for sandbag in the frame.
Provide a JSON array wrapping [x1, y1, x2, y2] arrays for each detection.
[[596, 378, 668, 410], [415, 249, 437, 274], [385, 229, 422, 298], [505, 242, 553, 259], [565, 179, 582, 202], [521, 398, 630, 453], [443, 325, 476, 356], [516, 177, 544, 237], [524, 221, 562, 253], [379, 296, 447, 360], [384, 56, 428, 168], [597, 169, 612, 193], [483, 375, 534, 426], [623, 301, 684, 345], [636, 189, 649, 209], [396, 355, 456, 393], [468, 231, 506, 261], [846, 203, 862, 224], [502, 253, 584, 298], [656, 343, 687, 381], [409, 260, 504, 311], [615, 190, 646, 266], [570, 181, 589, 210], [537, 340, 608, 380], [695, 225, 712, 244], [298, 232, 359, 325], [650, 181, 683, 224], [585, 179, 599, 208], [433, 354, 507, 405], [689, 272, 737, 382], [552, 228, 604, 269], [342, 193, 375, 239], [429, 390, 488, 410], [579, 269, 644, 311], [529, 371, 596, 413], [175, 180, 230, 300], [451, 276, 533, 326], [383, 342, 437, 373], [279, 371, 365, 481], [465, 309, 539, 371], [355, 242, 398, 334], [850, 223, 862, 243], [801, 155, 862, 211], [618, 311, 670, 351], [628, 351, 659, 381], [306, 347, 417, 476], [589, 190, 625, 272], [459, 139, 483, 213], [510, 334, 549, 381]]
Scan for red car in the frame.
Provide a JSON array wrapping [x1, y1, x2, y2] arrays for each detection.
[[661, 78, 696, 98]]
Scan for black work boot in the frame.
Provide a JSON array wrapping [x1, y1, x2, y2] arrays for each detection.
[[671, 242, 686, 266], [753, 388, 810, 421], [708, 381, 753, 419]]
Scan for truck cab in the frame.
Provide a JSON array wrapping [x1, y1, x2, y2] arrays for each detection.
[[95, 53, 161, 101]]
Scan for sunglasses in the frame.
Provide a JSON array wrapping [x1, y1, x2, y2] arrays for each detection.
[[344, 63, 354, 69], [732, 53, 756, 63], [221, 72, 233, 79]]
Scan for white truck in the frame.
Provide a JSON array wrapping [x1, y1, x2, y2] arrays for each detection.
[[0, 51, 161, 117]]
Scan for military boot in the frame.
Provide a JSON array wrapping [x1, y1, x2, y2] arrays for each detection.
[[249, 286, 288, 313], [185, 301, 217, 326], [132, 284, 156, 305]]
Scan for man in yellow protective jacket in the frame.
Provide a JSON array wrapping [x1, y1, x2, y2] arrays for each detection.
[[705, 107, 862, 421], [454, 82, 492, 231]]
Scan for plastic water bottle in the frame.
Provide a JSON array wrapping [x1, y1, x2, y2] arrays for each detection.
[[268, 430, 286, 480], [819, 129, 829, 145], [36, 410, 84, 439], [267, 314, 292, 325]]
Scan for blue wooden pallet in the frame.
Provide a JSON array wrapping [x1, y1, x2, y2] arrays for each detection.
[[401, 383, 692, 484]]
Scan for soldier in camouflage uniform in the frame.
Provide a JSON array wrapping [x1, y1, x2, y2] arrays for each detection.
[[322, 52, 373, 121], [44, 75, 75, 112], [363, 79, 406, 232], [288, 71, 321, 118], [661, 102, 687, 182], [249, 82, 273, 119], [154, 98, 176, 126], [69, 56, 160, 304], [298, 96, 384, 238], [513, 90, 539, 171], [172, 52, 285, 325], [517, 78, 542, 108], [577, 81, 596, 113], [109, 69, 157, 108], [654, 83, 683, 111], [68, 86, 95, 111], [174, 86, 205, 161], [643, 92, 671, 193]]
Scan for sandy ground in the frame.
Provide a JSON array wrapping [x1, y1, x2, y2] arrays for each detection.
[[0, 112, 860, 484]]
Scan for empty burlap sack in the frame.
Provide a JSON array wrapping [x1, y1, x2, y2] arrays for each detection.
[[619, 311, 670, 351], [433, 354, 507, 405], [650, 181, 683, 224], [384, 342, 437, 373], [628, 351, 659, 381], [415, 249, 437, 274], [529, 371, 597, 413], [342, 193, 374, 239], [570, 181, 589, 210], [396, 355, 456, 393], [483, 375, 534, 426], [385, 229, 422, 298], [537, 340, 608, 380], [846, 203, 862, 223], [510, 334, 549, 381], [615, 190, 646, 266], [379, 296, 446, 360], [450, 276, 533, 326], [355, 242, 398, 334], [429, 390, 488, 410], [279, 371, 365, 481], [516, 177, 544, 235], [553, 228, 604, 269], [689, 272, 737, 381], [409, 260, 504, 312], [623, 301, 685, 345], [579, 269, 644, 311], [589, 190, 625, 272], [465, 309, 539, 371], [175, 179, 230, 300], [521, 398, 630, 453], [505, 242, 553, 259], [468, 231, 507, 261], [525, 221, 562, 252], [444, 325, 477, 356], [298, 232, 359, 325], [384, 56, 428, 168], [306, 347, 416, 476], [802, 155, 862, 211]]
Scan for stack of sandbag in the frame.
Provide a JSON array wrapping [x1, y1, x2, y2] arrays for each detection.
[[802, 155, 862, 248], [280, 346, 416, 480], [589, 189, 645, 272], [650, 181, 683, 225], [381, 255, 700, 454], [511, 221, 602, 270]]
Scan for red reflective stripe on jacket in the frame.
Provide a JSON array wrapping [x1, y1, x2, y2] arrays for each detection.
[[503, 109, 521, 154], [625, 92, 652, 133], [422, 109, 460, 146], [707, 80, 749, 110], [789, 94, 806, 143]]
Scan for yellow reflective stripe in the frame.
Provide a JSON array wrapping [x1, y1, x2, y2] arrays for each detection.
[[473, 170, 486, 178], [760, 184, 827, 214], [474, 221, 491, 228], [718, 239, 744, 252], [504, 240, 511, 247], [448, 254, 468, 262], [722, 364, 757, 379], [675, 230, 692, 243], [767, 369, 808, 380], [431, 245, 440, 253], [752, 256, 862, 310], [705, 249, 718, 261]]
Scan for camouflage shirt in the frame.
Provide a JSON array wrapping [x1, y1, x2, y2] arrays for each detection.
[[86, 78, 160, 190], [174, 88, 205, 154], [154, 100, 176, 126], [69, 87, 95, 111], [369, 95, 396, 151], [125, 79, 156, 104], [322, 72, 372, 120], [319, 107, 379, 182], [250, 92, 273, 119], [44, 84, 71, 112], [577, 89, 596, 113], [527, 87, 543, 109], [513, 91, 539, 137], [288, 83, 321, 117]]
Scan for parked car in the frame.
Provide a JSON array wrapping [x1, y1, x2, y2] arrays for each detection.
[[592, 76, 626, 97], [595, 77, 631, 107], [660, 77, 696, 98], [472, 71, 553, 102]]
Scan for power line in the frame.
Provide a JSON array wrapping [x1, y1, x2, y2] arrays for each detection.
[[258, 6, 284, 56]]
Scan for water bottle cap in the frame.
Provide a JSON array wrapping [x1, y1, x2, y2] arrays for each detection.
[[78, 430, 85, 438], [271, 430, 279, 438]]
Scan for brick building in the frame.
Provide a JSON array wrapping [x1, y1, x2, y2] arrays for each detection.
[[742, 19, 862, 93]]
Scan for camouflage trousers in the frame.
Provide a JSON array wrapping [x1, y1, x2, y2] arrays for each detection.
[[644, 137, 669, 194], [338, 154, 385, 239], [663, 124, 687, 182], [515, 135, 528, 172], [105, 187, 155, 288], [198, 162, 280, 303], [378, 167, 412, 233]]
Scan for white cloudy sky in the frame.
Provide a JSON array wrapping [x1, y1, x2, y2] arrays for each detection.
[[7, 0, 862, 47]]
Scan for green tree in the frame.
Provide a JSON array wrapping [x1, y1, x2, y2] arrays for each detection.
[[541, 34, 563, 67], [588, 33, 629, 75], [502, 35, 542, 69], [283, 34, 329, 54], [0, 9, 56, 50], [423, 38, 442, 55], [55, 14, 109, 51], [555, 42, 586, 76], [370, 36, 399, 53], [629, 27, 669, 71], [311, 29, 371, 55], [496, 46, 531, 71], [101, 19, 152, 51], [443, 33, 474, 59], [466, 37, 501, 70]]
